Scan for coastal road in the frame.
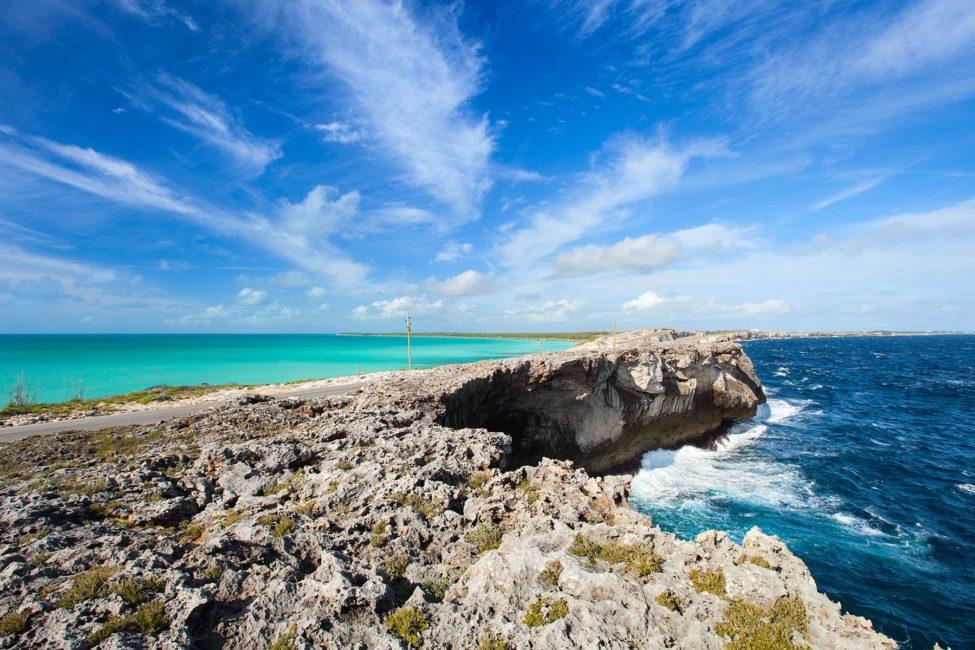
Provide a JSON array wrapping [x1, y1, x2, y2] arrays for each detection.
[[0, 380, 367, 443]]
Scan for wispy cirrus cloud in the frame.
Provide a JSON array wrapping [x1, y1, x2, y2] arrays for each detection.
[[247, 0, 493, 219], [810, 178, 884, 211], [499, 132, 725, 268], [0, 129, 366, 286], [127, 74, 281, 176], [110, 0, 199, 31]]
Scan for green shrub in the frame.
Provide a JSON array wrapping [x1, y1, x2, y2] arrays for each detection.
[[568, 534, 661, 576], [111, 576, 164, 605], [654, 591, 682, 612], [744, 555, 773, 569], [268, 624, 298, 650], [271, 516, 296, 538], [715, 597, 808, 650], [180, 522, 206, 543], [59, 565, 118, 608], [476, 631, 508, 650], [523, 596, 568, 627], [419, 577, 451, 603], [465, 523, 503, 553], [390, 492, 443, 519], [261, 480, 290, 496], [384, 554, 410, 579], [690, 568, 727, 596], [336, 460, 355, 470], [202, 561, 224, 582], [370, 521, 388, 548], [0, 609, 30, 636], [86, 600, 169, 646], [515, 479, 540, 504], [385, 606, 428, 648], [538, 560, 563, 587], [467, 471, 491, 494]]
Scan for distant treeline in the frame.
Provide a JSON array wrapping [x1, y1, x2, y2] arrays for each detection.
[[342, 332, 609, 341]]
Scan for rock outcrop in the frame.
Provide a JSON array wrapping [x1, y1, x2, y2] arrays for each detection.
[[0, 334, 893, 649]]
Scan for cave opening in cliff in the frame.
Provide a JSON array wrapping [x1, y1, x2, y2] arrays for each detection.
[[435, 373, 582, 468]]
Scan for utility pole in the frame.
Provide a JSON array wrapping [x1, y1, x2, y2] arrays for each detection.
[[405, 314, 413, 370]]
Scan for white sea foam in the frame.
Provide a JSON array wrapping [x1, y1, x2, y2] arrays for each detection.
[[631, 398, 819, 512], [764, 398, 808, 423], [832, 512, 884, 537], [958, 483, 975, 495], [774, 366, 789, 377]]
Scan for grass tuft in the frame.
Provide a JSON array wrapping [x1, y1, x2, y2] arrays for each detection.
[[389, 492, 443, 519], [86, 599, 169, 646], [465, 523, 503, 553], [419, 577, 451, 603], [523, 596, 568, 627], [654, 591, 683, 612], [0, 609, 31, 636], [385, 606, 428, 648], [537, 560, 563, 587], [59, 565, 118, 609], [715, 597, 808, 650], [383, 554, 410, 580], [568, 534, 661, 577], [689, 568, 727, 596]]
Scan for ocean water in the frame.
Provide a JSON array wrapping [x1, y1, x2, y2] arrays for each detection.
[[630, 335, 975, 648], [0, 334, 573, 404]]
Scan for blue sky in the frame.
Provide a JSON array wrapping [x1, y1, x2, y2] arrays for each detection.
[[1, 0, 974, 333]]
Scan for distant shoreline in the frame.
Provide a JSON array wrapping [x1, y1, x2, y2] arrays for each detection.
[[338, 331, 605, 341]]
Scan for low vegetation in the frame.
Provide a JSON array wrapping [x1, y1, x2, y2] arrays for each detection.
[[0, 609, 31, 636], [569, 534, 662, 577], [537, 560, 563, 587], [370, 521, 389, 548], [690, 568, 727, 596], [465, 523, 503, 553], [715, 597, 808, 650], [383, 554, 410, 579], [515, 479, 540, 504], [385, 606, 428, 648], [476, 631, 509, 649], [654, 591, 683, 612], [419, 577, 451, 603], [742, 554, 773, 569], [390, 492, 444, 519], [522, 596, 569, 627], [59, 565, 118, 609], [2, 382, 246, 418], [268, 625, 298, 650], [86, 600, 169, 646]]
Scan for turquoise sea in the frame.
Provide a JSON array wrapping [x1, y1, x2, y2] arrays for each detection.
[[0, 334, 574, 404]]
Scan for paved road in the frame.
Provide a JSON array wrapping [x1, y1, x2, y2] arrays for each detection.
[[0, 381, 366, 443]]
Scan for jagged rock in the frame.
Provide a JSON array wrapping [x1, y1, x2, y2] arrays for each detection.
[[0, 333, 893, 649]]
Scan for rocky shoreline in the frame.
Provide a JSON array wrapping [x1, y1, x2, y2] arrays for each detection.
[[0, 331, 894, 648]]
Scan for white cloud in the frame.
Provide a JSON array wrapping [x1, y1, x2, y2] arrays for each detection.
[[256, 0, 494, 217], [499, 133, 723, 268], [552, 222, 755, 277], [236, 287, 267, 305], [315, 121, 364, 144], [584, 86, 605, 98], [734, 298, 791, 316], [0, 130, 368, 286], [352, 295, 445, 319], [138, 74, 281, 175], [426, 269, 494, 296], [307, 286, 327, 299], [110, 0, 199, 31], [554, 234, 682, 276], [504, 298, 584, 322], [435, 242, 473, 263], [621, 290, 666, 311], [810, 178, 884, 211]]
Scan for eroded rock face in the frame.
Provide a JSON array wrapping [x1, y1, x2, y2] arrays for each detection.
[[415, 336, 764, 472], [0, 337, 892, 649]]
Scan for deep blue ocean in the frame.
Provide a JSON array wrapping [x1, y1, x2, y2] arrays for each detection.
[[631, 335, 975, 649]]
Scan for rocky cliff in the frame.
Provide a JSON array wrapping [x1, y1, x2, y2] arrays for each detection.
[[0, 334, 893, 649]]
